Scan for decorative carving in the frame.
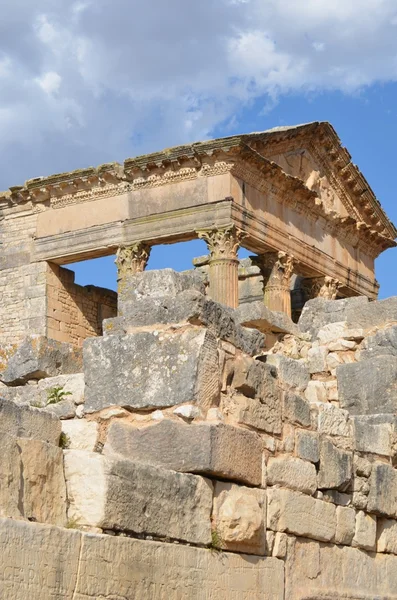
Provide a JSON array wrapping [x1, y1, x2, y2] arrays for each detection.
[[254, 251, 295, 288], [115, 242, 151, 281], [197, 226, 246, 262], [302, 276, 342, 301]]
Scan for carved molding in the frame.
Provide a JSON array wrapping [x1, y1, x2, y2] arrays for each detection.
[[302, 275, 342, 301], [115, 242, 151, 280], [254, 251, 295, 289]]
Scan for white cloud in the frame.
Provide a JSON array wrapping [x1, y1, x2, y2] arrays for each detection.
[[1, 0, 397, 188]]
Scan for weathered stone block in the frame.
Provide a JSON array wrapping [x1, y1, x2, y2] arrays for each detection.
[[352, 510, 376, 551], [265, 355, 310, 391], [335, 505, 355, 545], [267, 456, 317, 495], [61, 419, 98, 451], [234, 301, 300, 335], [377, 518, 397, 554], [37, 373, 85, 405], [337, 356, 397, 415], [104, 419, 263, 486], [295, 430, 319, 463], [367, 462, 397, 517], [212, 482, 266, 555], [64, 450, 213, 545], [0, 398, 61, 444], [0, 336, 82, 385], [317, 403, 351, 438], [318, 439, 352, 490], [353, 414, 395, 456], [283, 392, 310, 426], [305, 380, 327, 403], [359, 325, 397, 360], [233, 395, 282, 435], [267, 487, 336, 542], [307, 346, 328, 373], [84, 328, 220, 412]]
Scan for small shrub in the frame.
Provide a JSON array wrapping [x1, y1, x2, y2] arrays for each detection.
[[210, 529, 224, 552], [59, 432, 70, 449], [46, 386, 72, 405], [65, 517, 81, 530]]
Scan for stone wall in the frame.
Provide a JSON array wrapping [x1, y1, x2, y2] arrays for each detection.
[[46, 264, 117, 347], [1, 269, 397, 598]]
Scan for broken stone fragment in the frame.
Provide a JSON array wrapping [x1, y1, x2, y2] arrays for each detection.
[[234, 301, 300, 336], [0, 336, 82, 385], [283, 392, 311, 426], [0, 398, 61, 444], [103, 419, 263, 486], [212, 482, 266, 555], [84, 328, 220, 412], [64, 450, 213, 545], [231, 394, 282, 435], [265, 355, 310, 392]]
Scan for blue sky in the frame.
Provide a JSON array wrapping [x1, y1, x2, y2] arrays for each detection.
[[1, 0, 396, 298]]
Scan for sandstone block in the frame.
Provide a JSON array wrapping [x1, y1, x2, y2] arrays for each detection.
[[377, 518, 397, 554], [335, 506, 355, 545], [283, 392, 310, 426], [84, 328, 220, 412], [234, 300, 300, 336], [0, 336, 82, 385], [317, 403, 351, 438], [233, 395, 282, 434], [352, 510, 376, 551], [64, 450, 213, 545], [318, 439, 352, 490], [353, 414, 395, 456], [337, 356, 397, 415], [104, 419, 263, 485], [267, 487, 336, 542], [295, 430, 319, 463], [212, 482, 266, 554], [0, 398, 61, 444], [61, 419, 98, 451], [305, 380, 327, 403], [267, 456, 317, 495], [266, 355, 310, 391], [367, 462, 397, 517], [272, 532, 288, 558]]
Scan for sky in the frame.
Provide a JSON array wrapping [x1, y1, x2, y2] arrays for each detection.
[[1, 0, 396, 298]]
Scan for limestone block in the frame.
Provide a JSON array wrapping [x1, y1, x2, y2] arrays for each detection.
[[212, 482, 266, 554], [267, 456, 317, 495], [367, 462, 397, 517], [234, 300, 300, 335], [61, 419, 98, 451], [267, 487, 336, 542], [0, 336, 82, 385], [317, 322, 364, 345], [44, 398, 76, 419], [108, 289, 265, 356], [37, 373, 85, 405], [335, 505, 356, 545], [377, 518, 397, 554], [234, 394, 282, 434], [337, 356, 397, 415], [266, 355, 310, 392], [318, 439, 352, 490], [359, 325, 397, 359], [0, 398, 61, 444], [305, 380, 327, 403], [272, 532, 288, 558], [352, 510, 376, 551], [317, 403, 351, 438], [307, 346, 328, 373], [64, 450, 213, 545], [84, 328, 220, 412], [104, 419, 263, 485], [295, 430, 319, 463], [0, 517, 285, 600], [283, 392, 310, 426], [0, 433, 66, 525], [285, 537, 397, 600], [353, 414, 395, 456]]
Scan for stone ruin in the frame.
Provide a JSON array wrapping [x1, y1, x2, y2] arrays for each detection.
[[0, 122, 397, 598]]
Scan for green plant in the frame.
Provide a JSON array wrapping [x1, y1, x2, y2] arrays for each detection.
[[30, 400, 44, 409], [65, 517, 81, 530], [59, 432, 71, 449], [209, 529, 224, 552], [46, 386, 72, 405]]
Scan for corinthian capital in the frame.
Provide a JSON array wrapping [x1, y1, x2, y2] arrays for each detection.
[[197, 226, 246, 261], [115, 242, 151, 280], [254, 251, 295, 288], [302, 276, 342, 301]]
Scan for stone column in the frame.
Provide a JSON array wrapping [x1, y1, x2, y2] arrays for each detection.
[[115, 242, 151, 288], [302, 275, 342, 301], [254, 251, 295, 317], [197, 226, 245, 309]]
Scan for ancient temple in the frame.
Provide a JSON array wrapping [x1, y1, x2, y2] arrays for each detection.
[[1, 121, 395, 346]]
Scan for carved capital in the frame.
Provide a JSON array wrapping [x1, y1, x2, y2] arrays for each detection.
[[254, 251, 295, 288], [197, 226, 246, 262], [115, 242, 151, 280], [302, 275, 342, 301]]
